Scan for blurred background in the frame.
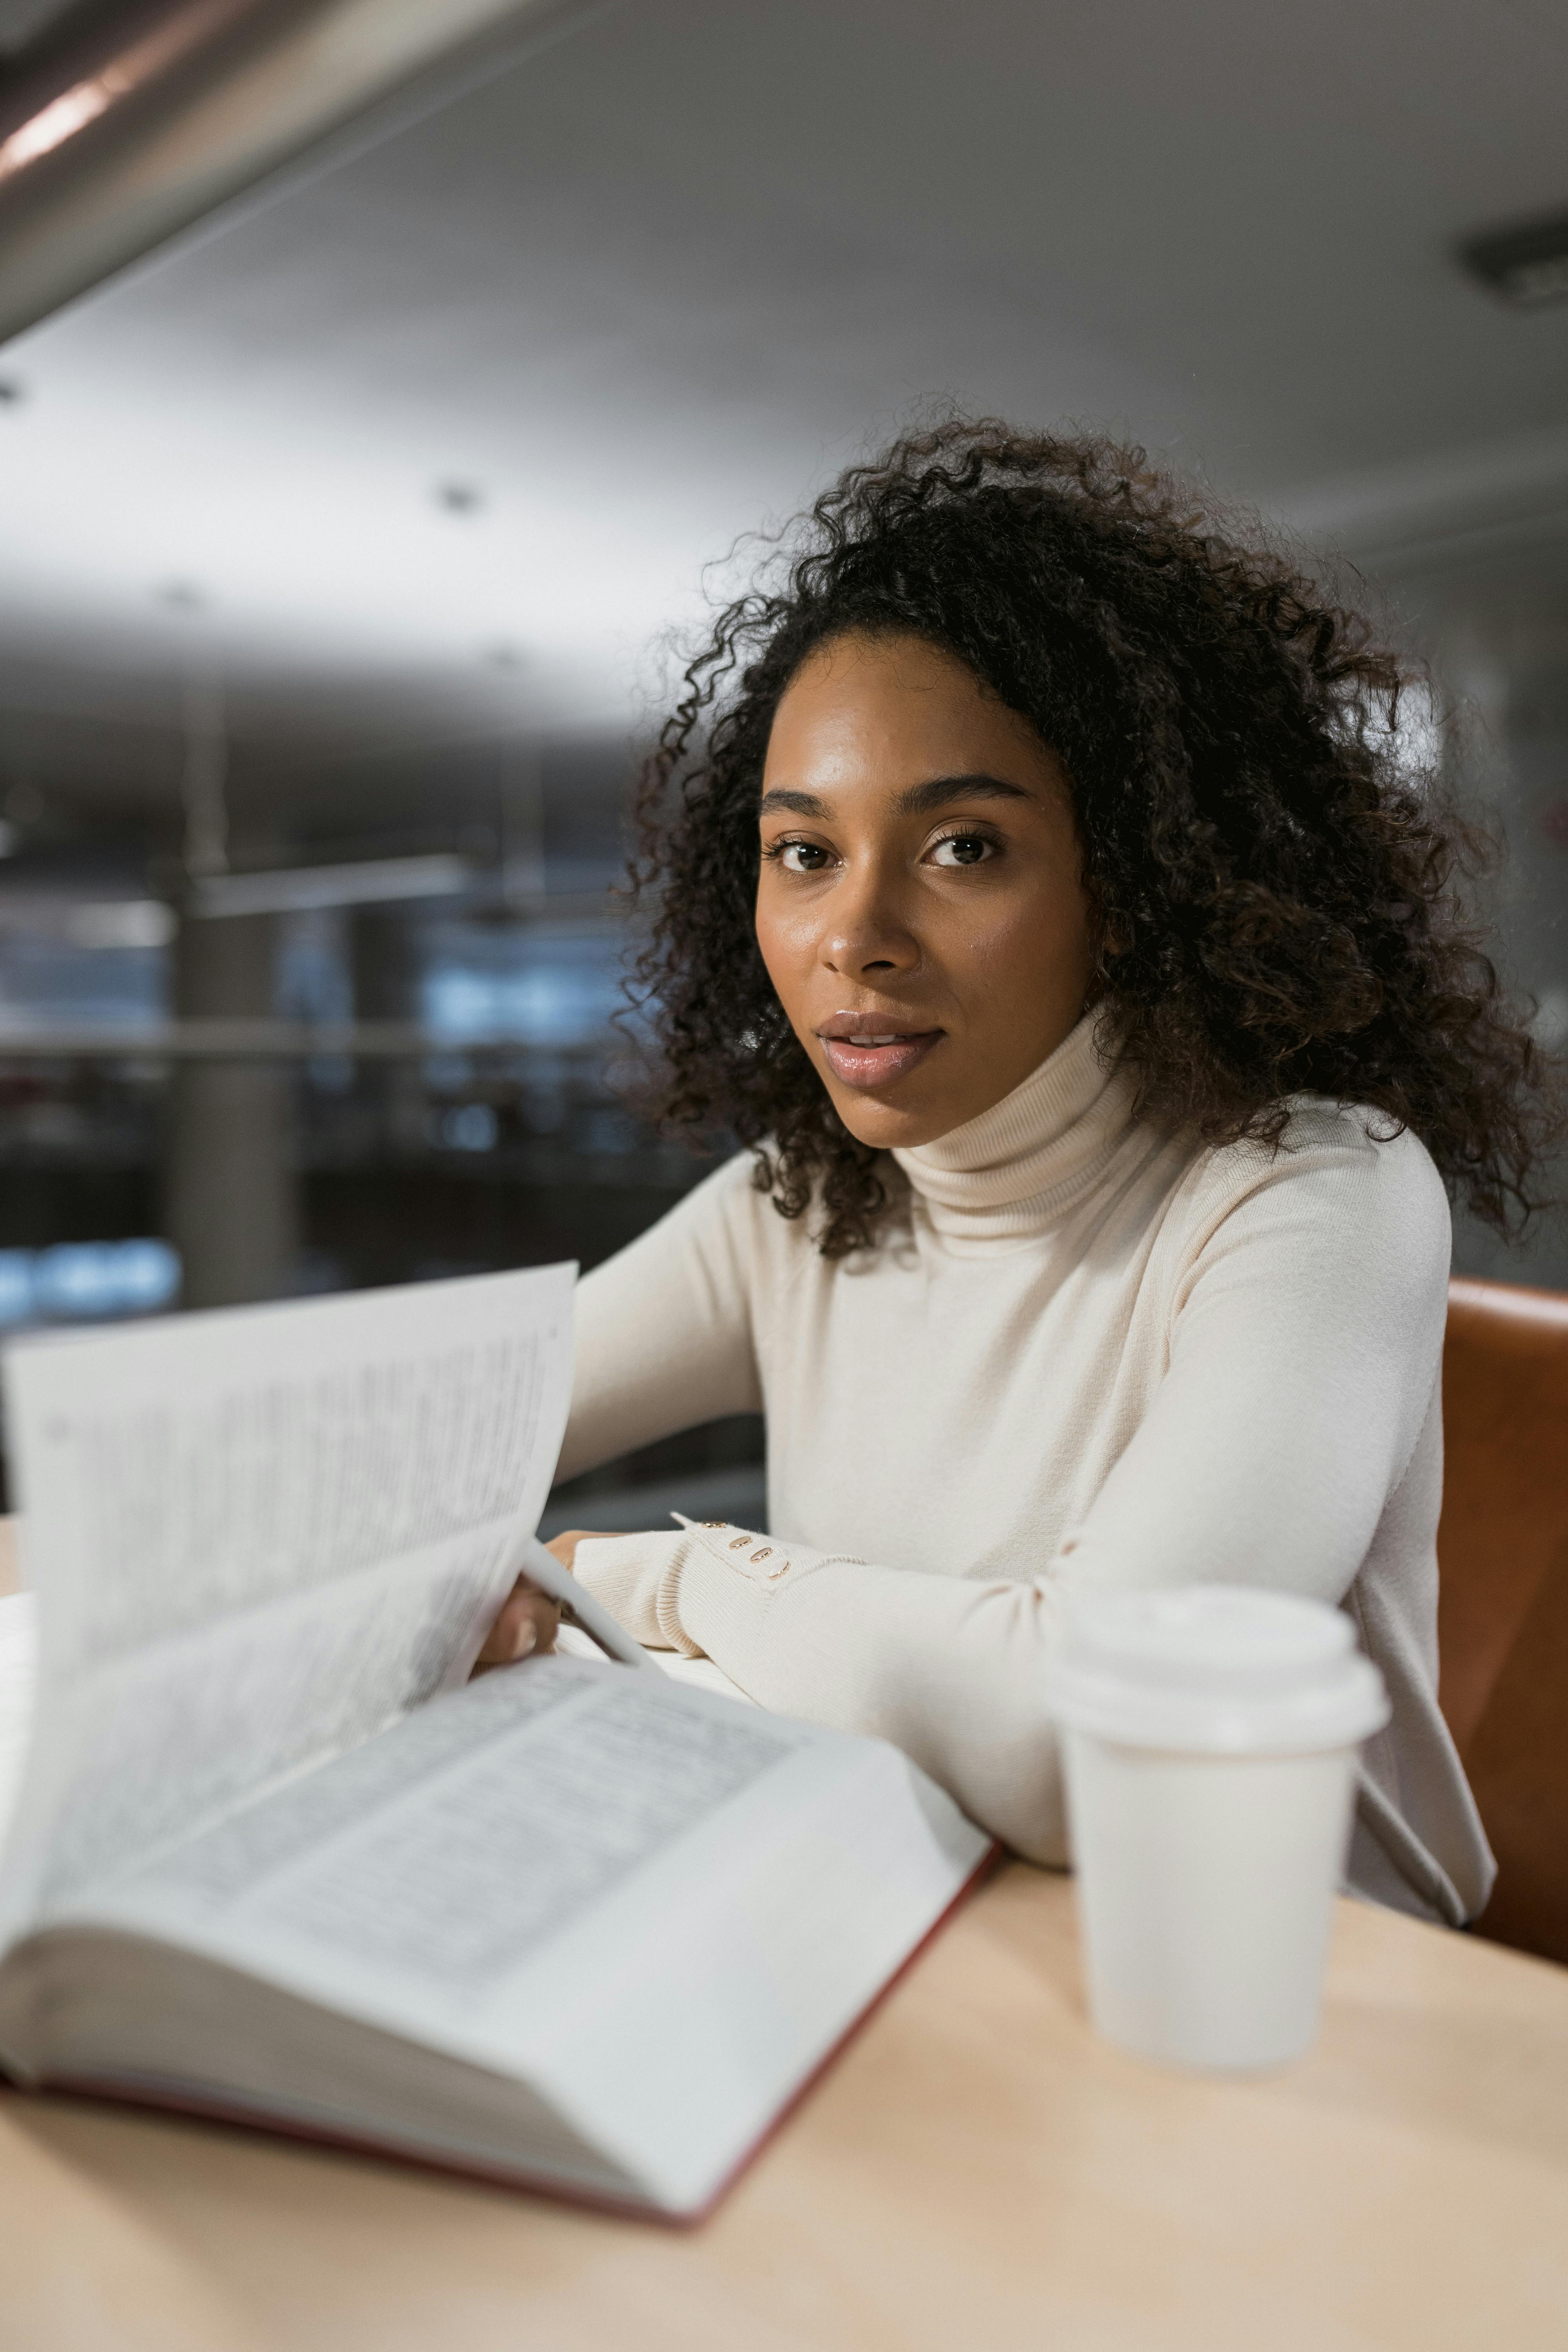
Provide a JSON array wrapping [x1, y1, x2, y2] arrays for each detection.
[[0, 0, 1563, 1528]]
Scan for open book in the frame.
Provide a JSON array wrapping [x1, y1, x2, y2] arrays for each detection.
[[0, 1267, 991, 2219]]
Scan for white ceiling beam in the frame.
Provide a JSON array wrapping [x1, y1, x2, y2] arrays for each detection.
[[0, 0, 562, 345]]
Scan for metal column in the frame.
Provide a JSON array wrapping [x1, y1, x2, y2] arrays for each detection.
[[165, 911, 299, 1308]]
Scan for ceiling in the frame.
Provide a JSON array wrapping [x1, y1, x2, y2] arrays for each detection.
[[0, 0, 1565, 827], [0, 0, 73, 52]]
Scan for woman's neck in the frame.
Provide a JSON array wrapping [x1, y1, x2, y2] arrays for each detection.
[[890, 1011, 1139, 1245]]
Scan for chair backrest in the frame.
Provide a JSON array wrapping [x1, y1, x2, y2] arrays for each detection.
[[1437, 1276, 1568, 1964]]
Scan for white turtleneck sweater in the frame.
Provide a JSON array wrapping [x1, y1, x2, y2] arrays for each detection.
[[559, 1013, 1495, 1926]]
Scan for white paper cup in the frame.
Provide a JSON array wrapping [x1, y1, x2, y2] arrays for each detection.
[[1049, 1585, 1390, 2073]]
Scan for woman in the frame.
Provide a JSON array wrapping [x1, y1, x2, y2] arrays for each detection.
[[482, 422, 1555, 1924]]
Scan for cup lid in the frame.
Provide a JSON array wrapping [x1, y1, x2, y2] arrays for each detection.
[[1047, 1584, 1390, 1754]]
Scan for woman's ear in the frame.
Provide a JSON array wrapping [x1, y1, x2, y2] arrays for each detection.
[[1086, 885, 1129, 983]]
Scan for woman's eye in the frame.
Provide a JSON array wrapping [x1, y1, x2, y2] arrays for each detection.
[[929, 833, 996, 867], [775, 840, 834, 873]]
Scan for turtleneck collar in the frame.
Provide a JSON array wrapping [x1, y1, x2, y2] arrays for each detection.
[[891, 1011, 1139, 1246]]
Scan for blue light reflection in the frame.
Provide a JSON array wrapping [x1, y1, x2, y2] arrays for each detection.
[[0, 1239, 181, 1327]]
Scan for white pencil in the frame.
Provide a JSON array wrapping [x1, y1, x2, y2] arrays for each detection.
[[519, 1535, 655, 1671]]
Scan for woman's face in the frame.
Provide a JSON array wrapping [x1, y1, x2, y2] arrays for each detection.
[[755, 631, 1097, 1152]]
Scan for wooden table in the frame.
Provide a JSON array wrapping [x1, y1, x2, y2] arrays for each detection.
[[3, 1862, 1567, 2352]]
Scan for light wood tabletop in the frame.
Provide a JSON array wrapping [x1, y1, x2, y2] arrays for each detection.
[[3, 1860, 1567, 2352]]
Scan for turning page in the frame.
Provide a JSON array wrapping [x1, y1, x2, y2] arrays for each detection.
[[0, 1263, 574, 1947]]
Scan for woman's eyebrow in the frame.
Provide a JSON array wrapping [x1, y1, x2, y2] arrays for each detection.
[[758, 773, 1033, 822], [757, 788, 826, 816], [895, 773, 1033, 814]]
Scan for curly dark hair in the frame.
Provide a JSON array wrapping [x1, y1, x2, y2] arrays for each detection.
[[630, 419, 1558, 1258]]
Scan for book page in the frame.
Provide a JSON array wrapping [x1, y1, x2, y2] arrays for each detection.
[[54, 1653, 989, 2209], [84, 1658, 807, 1990], [0, 1264, 574, 1945], [556, 1619, 753, 1702], [0, 1594, 36, 1856]]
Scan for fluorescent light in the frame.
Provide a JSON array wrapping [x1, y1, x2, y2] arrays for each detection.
[[65, 899, 178, 949], [0, 1018, 529, 1056], [0, 76, 116, 183], [192, 854, 473, 918]]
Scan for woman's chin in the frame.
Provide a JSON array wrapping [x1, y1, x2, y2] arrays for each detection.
[[824, 1075, 966, 1154]]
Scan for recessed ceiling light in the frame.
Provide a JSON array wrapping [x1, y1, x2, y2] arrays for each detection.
[[1458, 210, 1568, 308], [158, 579, 210, 612], [435, 480, 485, 515]]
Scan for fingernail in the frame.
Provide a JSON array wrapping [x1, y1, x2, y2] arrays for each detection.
[[514, 1621, 537, 1659]]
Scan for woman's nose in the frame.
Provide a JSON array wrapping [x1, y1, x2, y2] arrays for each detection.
[[818, 859, 920, 977]]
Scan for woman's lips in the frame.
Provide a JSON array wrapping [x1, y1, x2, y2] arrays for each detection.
[[816, 1029, 943, 1089]]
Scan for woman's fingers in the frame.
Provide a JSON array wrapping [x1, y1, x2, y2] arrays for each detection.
[[473, 1539, 618, 1673], [545, 1528, 617, 1573], [474, 1575, 560, 1669]]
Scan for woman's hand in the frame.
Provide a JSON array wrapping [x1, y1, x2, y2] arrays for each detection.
[[471, 1531, 615, 1670], [541, 1529, 608, 1576]]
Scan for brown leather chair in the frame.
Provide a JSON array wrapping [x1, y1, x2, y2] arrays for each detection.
[[1437, 1276, 1568, 1965]]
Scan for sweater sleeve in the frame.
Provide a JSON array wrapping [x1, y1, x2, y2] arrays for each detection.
[[555, 1153, 764, 1485], [570, 1125, 1452, 1864]]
